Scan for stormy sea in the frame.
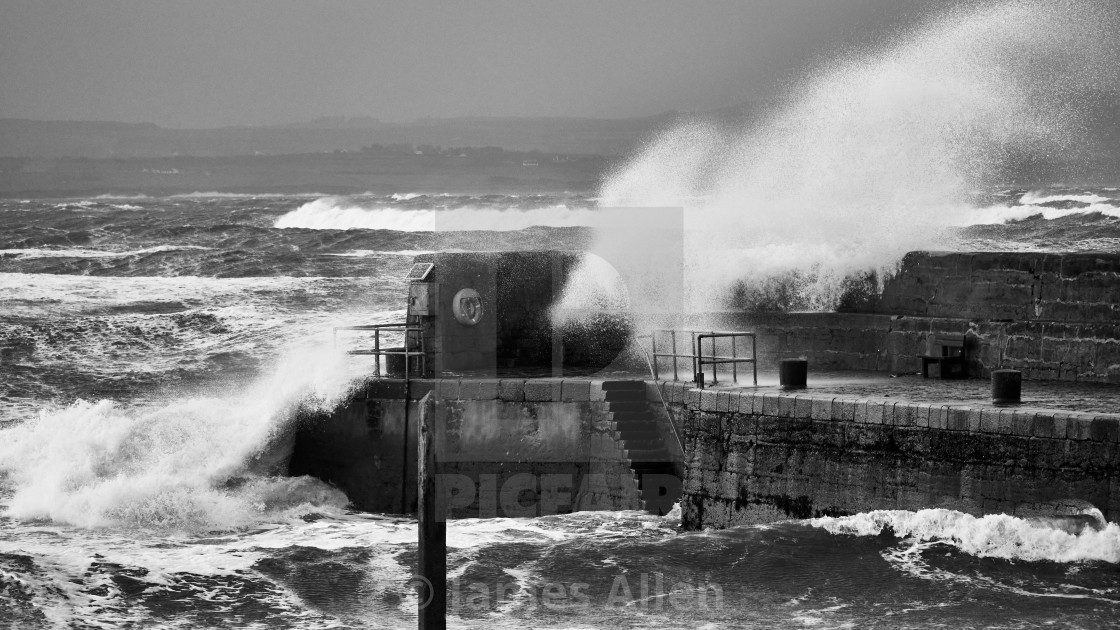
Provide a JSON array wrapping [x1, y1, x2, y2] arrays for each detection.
[[2, 189, 1120, 629], [5, 1, 1120, 627]]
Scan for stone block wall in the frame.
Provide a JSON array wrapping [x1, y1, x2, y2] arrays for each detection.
[[290, 378, 645, 515], [867, 251, 1120, 323], [653, 381, 1120, 529]]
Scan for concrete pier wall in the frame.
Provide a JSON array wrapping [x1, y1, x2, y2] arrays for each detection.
[[651, 381, 1120, 529], [289, 379, 652, 516]]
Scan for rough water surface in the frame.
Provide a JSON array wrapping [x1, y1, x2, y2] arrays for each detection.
[[1, 190, 1118, 628]]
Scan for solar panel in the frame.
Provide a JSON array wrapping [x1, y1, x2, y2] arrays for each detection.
[[406, 262, 434, 281]]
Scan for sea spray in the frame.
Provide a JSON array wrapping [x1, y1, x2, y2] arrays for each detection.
[[596, 0, 1120, 313], [0, 342, 361, 531]]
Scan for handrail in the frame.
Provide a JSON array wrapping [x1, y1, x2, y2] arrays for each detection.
[[648, 329, 758, 388], [634, 338, 686, 460], [695, 332, 757, 389], [334, 323, 426, 378]]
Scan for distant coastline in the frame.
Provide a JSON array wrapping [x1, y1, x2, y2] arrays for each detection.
[[0, 149, 613, 198]]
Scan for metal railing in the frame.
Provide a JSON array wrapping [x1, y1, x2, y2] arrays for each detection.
[[696, 332, 757, 389], [649, 329, 757, 389], [333, 323, 426, 378]]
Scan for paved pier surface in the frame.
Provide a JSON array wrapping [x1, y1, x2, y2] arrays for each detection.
[[680, 369, 1120, 413]]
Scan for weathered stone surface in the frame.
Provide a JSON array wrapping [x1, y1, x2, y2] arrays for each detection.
[[561, 380, 591, 402], [523, 380, 553, 402], [672, 389, 1120, 529], [700, 390, 720, 412], [499, 379, 526, 402]]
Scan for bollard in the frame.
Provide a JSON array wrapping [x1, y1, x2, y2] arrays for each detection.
[[991, 369, 1021, 405], [779, 358, 808, 389], [385, 347, 408, 378]]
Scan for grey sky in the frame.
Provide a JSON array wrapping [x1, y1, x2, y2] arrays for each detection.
[[0, 0, 934, 128]]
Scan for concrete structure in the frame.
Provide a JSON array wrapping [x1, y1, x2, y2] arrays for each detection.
[[408, 251, 629, 375], [289, 378, 682, 517]]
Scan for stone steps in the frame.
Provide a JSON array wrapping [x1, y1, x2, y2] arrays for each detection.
[[602, 379, 681, 516]]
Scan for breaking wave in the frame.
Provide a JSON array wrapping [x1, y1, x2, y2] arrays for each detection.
[[274, 196, 597, 231], [811, 508, 1120, 564], [0, 344, 360, 531]]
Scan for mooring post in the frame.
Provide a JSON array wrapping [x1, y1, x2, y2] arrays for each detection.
[[416, 392, 446, 629]]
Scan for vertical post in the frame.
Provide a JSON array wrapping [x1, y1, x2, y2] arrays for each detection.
[[670, 330, 679, 382], [731, 335, 738, 384], [691, 332, 698, 384], [374, 329, 382, 377], [709, 332, 717, 385], [651, 331, 659, 381], [752, 335, 758, 386], [417, 392, 445, 629]]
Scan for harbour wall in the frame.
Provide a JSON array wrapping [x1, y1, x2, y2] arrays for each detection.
[[652, 381, 1120, 528], [289, 379, 661, 516]]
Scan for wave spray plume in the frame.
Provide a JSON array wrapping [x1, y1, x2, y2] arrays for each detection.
[[0, 343, 361, 531], [598, 1, 1120, 311]]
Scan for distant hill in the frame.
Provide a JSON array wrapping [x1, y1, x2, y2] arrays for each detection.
[[0, 113, 692, 159], [1, 94, 1116, 197]]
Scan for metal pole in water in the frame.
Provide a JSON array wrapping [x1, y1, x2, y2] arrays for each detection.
[[416, 392, 446, 629]]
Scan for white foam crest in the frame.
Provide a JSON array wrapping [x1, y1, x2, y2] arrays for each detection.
[[168, 191, 326, 199], [598, 0, 1119, 311], [321, 249, 440, 258], [965, 203, 1120, 225], [274, 196, 595, 231], [91, 194, 151, 200], [811, 509, 1120, 563], [0, 343, 360, 531], [1019, 191, 1113, 205], [0, 245, 214, 259]]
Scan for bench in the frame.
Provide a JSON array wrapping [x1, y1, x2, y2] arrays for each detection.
[[920, 333, 967, 379]]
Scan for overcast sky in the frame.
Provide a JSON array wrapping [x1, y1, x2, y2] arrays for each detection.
[[0, 0, 936, 128]]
